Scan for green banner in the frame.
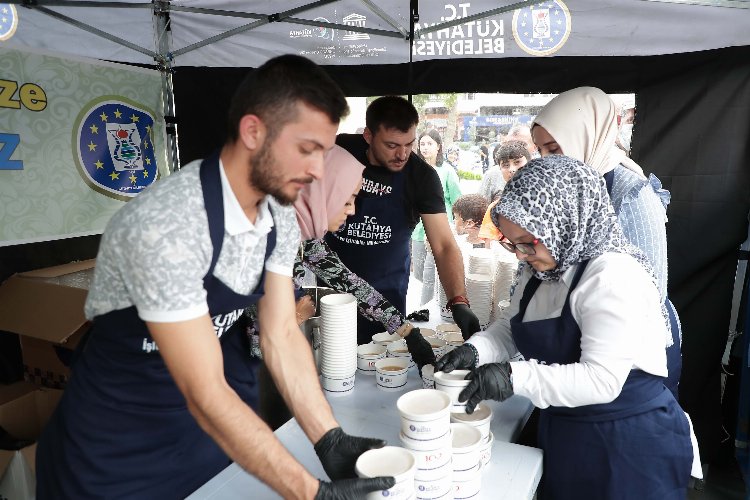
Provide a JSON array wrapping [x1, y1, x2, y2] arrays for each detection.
[[0, 46, 168, 247]]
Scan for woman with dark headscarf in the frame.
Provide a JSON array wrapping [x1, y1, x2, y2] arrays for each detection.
[[436, 156, 696, 499]]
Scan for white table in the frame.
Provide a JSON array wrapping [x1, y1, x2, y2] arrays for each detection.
[[188, 368, 542, 499]]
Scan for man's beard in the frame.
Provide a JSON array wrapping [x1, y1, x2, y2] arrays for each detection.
[[249, 140, 310, 205]]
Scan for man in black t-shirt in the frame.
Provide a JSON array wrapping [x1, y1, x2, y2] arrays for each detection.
[[327, 96, 480, 343]]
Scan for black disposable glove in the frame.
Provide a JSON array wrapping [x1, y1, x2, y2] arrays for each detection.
[[434, 343, 477, 374], [314, 427, 387, 480], [315, 477, 396, 500], [459, 361, 514, 414], [404, 327, 436, 373], [451, 303, 481, 340]]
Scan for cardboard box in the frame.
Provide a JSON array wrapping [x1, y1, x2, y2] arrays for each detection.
[[0, 260, 95, 388], [0, 382, 63, 500]]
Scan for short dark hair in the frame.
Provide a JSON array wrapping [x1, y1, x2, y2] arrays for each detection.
[[494, 140, 531, 166], [452, 194, 489, 224], [366, 96, 419, 134], [226, 54, 348, 143]]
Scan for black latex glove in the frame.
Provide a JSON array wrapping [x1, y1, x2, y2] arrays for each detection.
[[315, 477, 396, 500], [459, 361, 514, 414], [451, 303, 481, 340], [433, 343, 476, 374], [404, 327, 436, 373], [314, 427, 387, 480]]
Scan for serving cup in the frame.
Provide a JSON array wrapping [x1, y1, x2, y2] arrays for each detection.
[[450, 423, 483, 472], [420, 328, 436, 339], [452, 461, 482, 499], [450, 402, 493, 440], [436, 323, 462, 335], [479, 431, 494, 468], [356, 343, 387, 374], [396, 389, 452, 441], [433, 370, 472, 412], [387, 340, 415, 368], [319, 373, 355, 395], [371, 331, 402, 345], [427, 337, 447, 359], [414, 461, 453, 499], [355, 446, 416, 500], [421, 364, 436, 389], [374, 358, 409, 392], [399, 430, 452, 473]]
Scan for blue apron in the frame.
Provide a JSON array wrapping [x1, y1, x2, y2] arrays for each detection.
[[511, 260, 692, 499], [603, 169, 682, 398], [325, 167, 412, 344], [36, 152, 273, 499]]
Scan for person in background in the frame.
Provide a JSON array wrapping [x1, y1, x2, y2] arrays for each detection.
[[413, 129, 462, 306], [478, 140, 532, 244], [615, 96, 636, 154], [452, 194, 489, 249], [507, 124, 539, 158], [444, 143, 461, 173], [252, 145, 436, 429], [531, 86, 681, 398], [36, 55, 392, 500], [331, 96, 480, 343], [479, 140, 490, 173], [436, 156, 696, 499]]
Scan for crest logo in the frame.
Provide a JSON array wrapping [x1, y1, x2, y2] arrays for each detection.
[[343, 13, 370, 40], [313, 17, 335, 41], [512, 1, 571, 56], [74, 97, 159, 201], [0, 4, 18, 41]]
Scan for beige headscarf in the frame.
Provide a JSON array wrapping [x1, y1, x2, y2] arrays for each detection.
[[532, 87, 644, 177]]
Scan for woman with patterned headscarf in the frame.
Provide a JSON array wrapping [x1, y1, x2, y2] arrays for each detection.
[[530, 87, 682, 398], [436, 156, 697, 499]]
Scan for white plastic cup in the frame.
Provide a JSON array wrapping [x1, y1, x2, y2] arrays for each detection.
[[414, 462, 453, 499], [319, 373, 355, 396], [356, 343, 387, 374], [396, 389, 452, 441], [421, 364, 436, 389], [479, 431, 494, 468], [355, 446, 416, 500], [387, 340, 415, 368], [450, 402, 493, 440], [450, 423, 483, 472], [452, 461, 482, 499], [433, 370, 472, 412], [375, 358, 409, 392], [427, 337, 447, 359], [420, 328, 437, 339], [371, 331, 402, 345]]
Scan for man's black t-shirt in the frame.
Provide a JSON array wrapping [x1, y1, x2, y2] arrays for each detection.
[[335, 133, 445, 230]]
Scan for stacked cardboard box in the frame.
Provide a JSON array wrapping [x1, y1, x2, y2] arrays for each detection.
[[0, 260, 95, 498]]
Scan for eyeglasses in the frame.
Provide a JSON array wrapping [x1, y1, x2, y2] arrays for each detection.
[[499, 238, 539, 255]]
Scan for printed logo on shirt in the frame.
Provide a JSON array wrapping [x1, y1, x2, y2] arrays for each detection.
[[73, 97, 159, 202], [332, 214, 392, 246], [0, 4, 18, 40], [212, 308, 245, 338], [512, 0, 571, 57], [142, 337, 160, 353], [361, 177, 393, 196]]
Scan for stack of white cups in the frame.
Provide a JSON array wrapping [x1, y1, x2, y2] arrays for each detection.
[[396, 390, 454, 499], [450, 423, 483, 499], [467, 248, 494, 276], [465, 274, 493, 327], [436, 280, 453, 322], [318, 293, 357, 396]]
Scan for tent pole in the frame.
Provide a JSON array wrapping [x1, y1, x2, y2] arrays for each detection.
[[407, 0, 417, 103], [153, 0, 180, 173]]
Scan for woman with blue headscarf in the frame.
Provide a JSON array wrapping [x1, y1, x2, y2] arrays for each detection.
[[436, 156, 696, 499]]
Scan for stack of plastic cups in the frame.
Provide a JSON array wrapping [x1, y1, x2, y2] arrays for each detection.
[[450, 423, 483, 499], [451, 403, 494, 468], [318, 293, 357, 396], [436, 281, 453, 322], [466, 273, 492, 327], [396, 390, 454, 500], [491, 260, 516, 322], [467, 248, 493, 276], [356, 446, 416, 499]]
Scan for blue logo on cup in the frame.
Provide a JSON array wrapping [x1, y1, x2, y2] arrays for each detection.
[[74, 97, 159, 201], [0, 4, 18, 40], [381, 490, 390, 497], [512, 1, 571, 56], [409, 424, 416, 431]]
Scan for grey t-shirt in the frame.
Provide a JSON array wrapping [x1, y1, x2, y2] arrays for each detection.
[[84, 159, 300, 323]]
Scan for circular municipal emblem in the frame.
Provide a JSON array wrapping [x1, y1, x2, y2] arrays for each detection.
[[0, 4, 19, 41], [512, 1, 571, 56], [73, 97, 159, 201], [313, 17, 335, 41]]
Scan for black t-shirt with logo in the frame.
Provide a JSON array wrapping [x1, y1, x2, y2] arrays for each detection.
[[335, 133, 445, 231]]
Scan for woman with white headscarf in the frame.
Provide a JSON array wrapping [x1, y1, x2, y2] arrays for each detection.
[[530, 87, 682, 398], [436, 156, 696, 499]]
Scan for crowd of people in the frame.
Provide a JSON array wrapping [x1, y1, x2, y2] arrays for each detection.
[[34, 52, 699, 500]]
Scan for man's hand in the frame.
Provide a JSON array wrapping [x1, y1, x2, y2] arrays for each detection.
[[433, 344, 477, 374], [315, 477, 395, 500], [314, 427, 387, 480], [404, 328, 436, 373], [459, 362, 514, 414], [451, 303, 481, 339]]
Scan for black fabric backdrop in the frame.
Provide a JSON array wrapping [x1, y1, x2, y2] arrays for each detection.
[[1, 45, 747, 462]]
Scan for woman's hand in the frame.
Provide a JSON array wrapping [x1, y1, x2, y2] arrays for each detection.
[[295, 295, 316, 325], [459, 362, 514, 414], [403, 327, 436, 373]]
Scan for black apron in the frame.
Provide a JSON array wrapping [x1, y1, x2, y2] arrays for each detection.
[[325, 168, 412, 344], [511, 260, 692, 499], [36, 152, 274, 499]]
